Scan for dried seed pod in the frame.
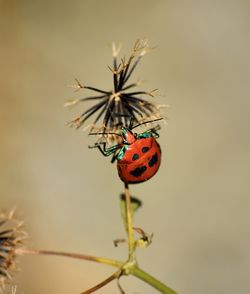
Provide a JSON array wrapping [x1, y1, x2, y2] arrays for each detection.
[[65, 40, 164, 142]]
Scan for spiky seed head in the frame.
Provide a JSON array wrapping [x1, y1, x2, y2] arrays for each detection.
[[0, 210, 26, 293], [65, 39, 164, 142]]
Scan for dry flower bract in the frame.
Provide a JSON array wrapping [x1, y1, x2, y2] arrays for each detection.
[[65, 40, 163, 139], [0, 210, 25, 293]]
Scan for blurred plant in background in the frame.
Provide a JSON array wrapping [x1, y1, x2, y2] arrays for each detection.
[[0, 210, 25, 294]]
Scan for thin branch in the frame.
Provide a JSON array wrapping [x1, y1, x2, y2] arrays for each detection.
[[15, 248, 178, 293], [15, 247, 123, 268], [81, 270, 121, 294], [117, 274, 126, 294]]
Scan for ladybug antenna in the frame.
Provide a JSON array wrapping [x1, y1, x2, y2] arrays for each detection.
[[132, 118, 163, 129], [89, 132, 122, 137]]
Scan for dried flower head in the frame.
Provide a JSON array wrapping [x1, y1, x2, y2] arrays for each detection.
[[65, 39, 163, 137], [0, 210, 25, 293]]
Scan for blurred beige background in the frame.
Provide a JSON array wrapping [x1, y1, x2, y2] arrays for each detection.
[[1, 0, 250, 293]]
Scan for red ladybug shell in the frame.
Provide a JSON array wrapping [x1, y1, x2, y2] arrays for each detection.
[[117, 137, 161, 184]]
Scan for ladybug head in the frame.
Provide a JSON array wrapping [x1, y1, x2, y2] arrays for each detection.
[[121, 127, 137, 145]]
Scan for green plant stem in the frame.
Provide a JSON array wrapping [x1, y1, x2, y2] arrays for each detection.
[[124, 182, 135, 259], [17, 187, 177, 294], [17, 247, 177, 293], [130, 266, 177, 294]]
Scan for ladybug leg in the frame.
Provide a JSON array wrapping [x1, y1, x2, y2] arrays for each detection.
[[89, 142, 122, 157], [111, 151, 118, 163], [139, 127, 160, 139], [151, 125, 161, 138], [88, 143, 112, 156], [149, 128, 160, 138]]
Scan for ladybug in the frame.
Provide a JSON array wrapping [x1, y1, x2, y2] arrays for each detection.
[[90, 118, 162, 184]]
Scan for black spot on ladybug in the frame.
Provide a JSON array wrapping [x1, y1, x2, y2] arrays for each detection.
[[130, 166, 147, 177], [132, 153, 139, 161], [142, 146, 149, 153], [148, 153, 158, 167]]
